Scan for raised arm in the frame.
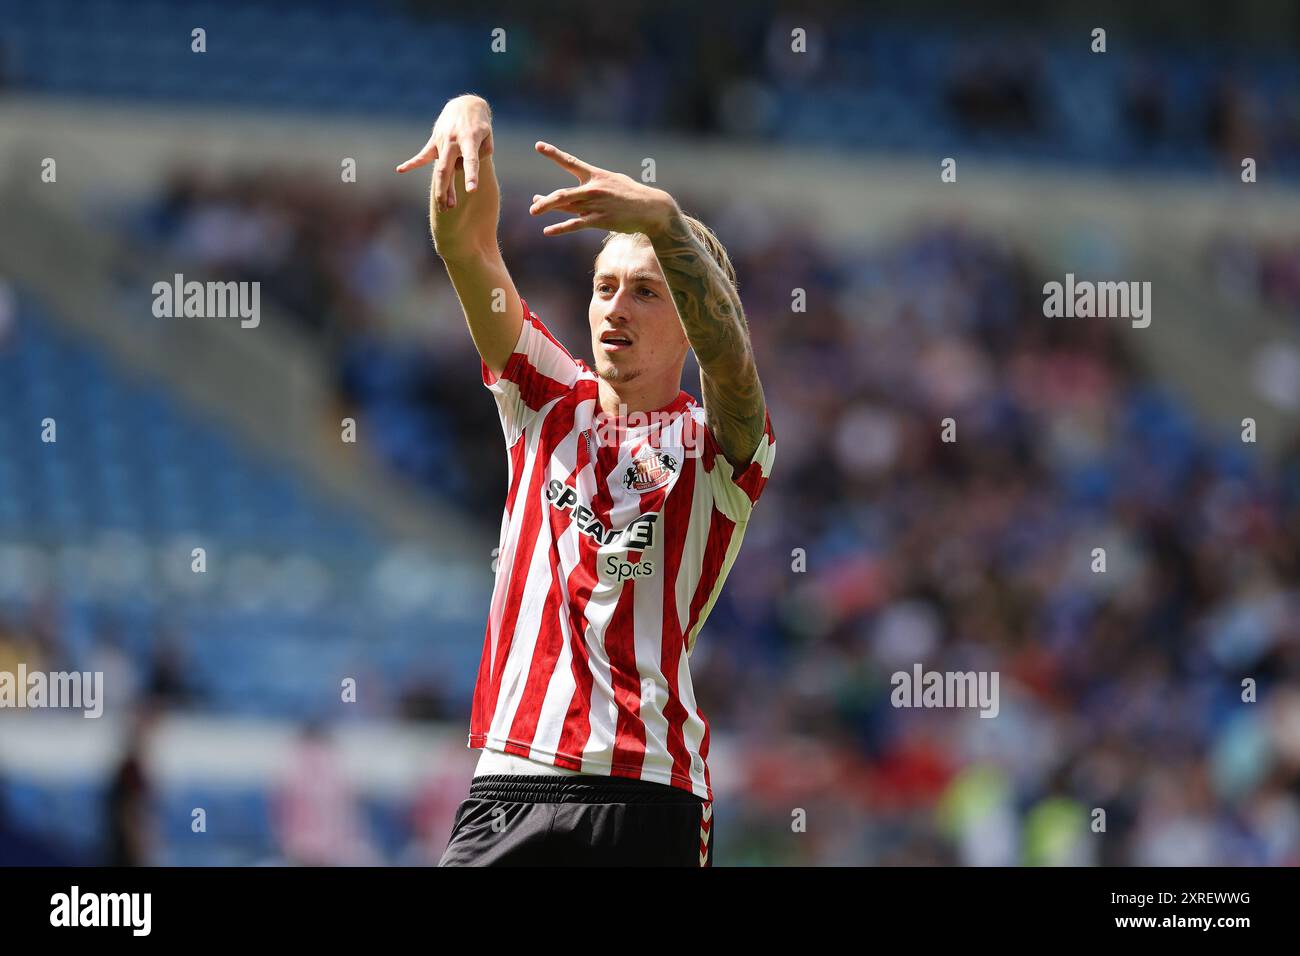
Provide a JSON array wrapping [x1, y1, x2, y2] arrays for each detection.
[[648, 211, 767, 470], [396, 94, 523, 377], [527, 141, 766, 469]]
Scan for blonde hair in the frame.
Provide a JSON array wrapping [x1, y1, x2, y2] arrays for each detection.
[[599, 214, 738, 292]]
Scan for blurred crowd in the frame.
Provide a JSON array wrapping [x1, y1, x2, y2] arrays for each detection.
[[7, 0, 1297, 176], [106, 159, 1300, 865], [2, 0, 1298, 868], [470, 9, 1299, 175], [1209, 233, 1300, 327]]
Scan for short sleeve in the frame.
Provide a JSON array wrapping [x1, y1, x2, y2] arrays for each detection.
[[482, 296, 583, 446], [701, 407, 776, 524]]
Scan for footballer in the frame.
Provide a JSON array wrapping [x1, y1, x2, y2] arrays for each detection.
[[396, 93, 775, 866]]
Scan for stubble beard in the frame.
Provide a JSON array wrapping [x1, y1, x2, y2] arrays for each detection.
[[597, 359, 639, 385]]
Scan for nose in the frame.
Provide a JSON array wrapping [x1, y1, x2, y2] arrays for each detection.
[[604, 287, 636, 321]]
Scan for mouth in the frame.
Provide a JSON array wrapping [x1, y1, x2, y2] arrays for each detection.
[[600, 331, 633, 353]]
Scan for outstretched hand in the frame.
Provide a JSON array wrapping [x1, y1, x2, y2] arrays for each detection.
[[529, 141, 678, 239], [396, 95, 494, 214]]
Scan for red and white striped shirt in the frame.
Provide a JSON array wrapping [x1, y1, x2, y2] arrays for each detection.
[[468, 297, 776, 801]]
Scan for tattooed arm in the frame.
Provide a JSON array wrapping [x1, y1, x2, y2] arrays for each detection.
[[525, 140, 767, 470], [648, 212, 767, 471]]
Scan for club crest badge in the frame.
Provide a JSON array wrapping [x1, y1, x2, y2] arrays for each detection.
[[623, 446, 678, 492]]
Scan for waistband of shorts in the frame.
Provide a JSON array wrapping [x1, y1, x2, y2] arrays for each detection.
[[468, 773, 706, 805]]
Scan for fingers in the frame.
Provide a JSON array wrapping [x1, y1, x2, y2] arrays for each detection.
[[395, 132, 438, 173], [460, 131, 481, 192], [542, 215, 600, 237], [529, 185, 586, 217], [433, 138, 462, 212], [530, 175, 603, 235], [534, 141, 594, 182]]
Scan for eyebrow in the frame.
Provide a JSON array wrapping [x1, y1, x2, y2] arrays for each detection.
[[594, 271, 664, 286]]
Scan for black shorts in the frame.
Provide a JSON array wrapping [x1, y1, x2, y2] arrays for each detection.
[[438, 773, 714, 867]]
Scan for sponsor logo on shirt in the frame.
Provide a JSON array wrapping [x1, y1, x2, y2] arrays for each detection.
[[546, 480, 659, 549]]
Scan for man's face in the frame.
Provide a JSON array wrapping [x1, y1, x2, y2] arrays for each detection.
[[589, 234, 689, 389]]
